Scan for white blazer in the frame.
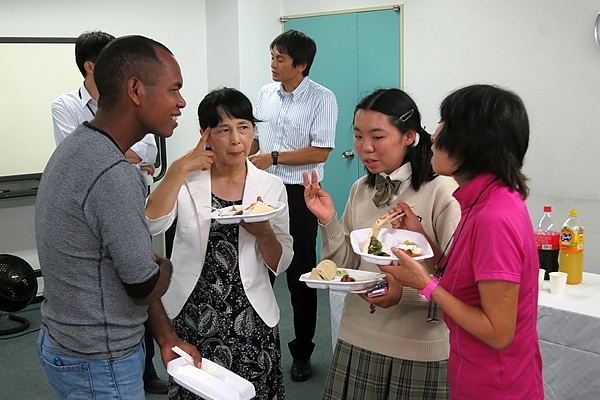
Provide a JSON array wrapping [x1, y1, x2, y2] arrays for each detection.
[[146, 160, 293, 327]]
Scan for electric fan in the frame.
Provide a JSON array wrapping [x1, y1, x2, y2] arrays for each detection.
[[0, 254, 39, 335]]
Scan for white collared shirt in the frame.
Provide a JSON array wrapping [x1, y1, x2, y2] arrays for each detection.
[[384, 162, 413, 203], [51, 84, 157, 164], [254, 77, 338, 184]]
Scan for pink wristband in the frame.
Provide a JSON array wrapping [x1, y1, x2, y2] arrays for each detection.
[[418, 277, 439, 302]]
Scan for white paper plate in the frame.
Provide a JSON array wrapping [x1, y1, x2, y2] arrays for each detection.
[[299, 269, 385, 292], [350, 228, 434, 265], [210, 201, 286, 224], [167, 357, 256, 400]]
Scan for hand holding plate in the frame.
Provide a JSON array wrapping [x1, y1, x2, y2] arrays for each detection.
[[358, 274, 403, 308], [379, 247, 431, 291]]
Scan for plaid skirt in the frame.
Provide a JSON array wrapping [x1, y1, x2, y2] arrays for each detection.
[[323, 340, 449, 400]]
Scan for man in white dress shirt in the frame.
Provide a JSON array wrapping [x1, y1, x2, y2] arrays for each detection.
[[249, 30, 338, 382], [50, 30, 165, 394], [51, 30, 157, 175]]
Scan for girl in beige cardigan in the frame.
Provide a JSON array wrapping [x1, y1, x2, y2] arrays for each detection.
[[303, 89, 461, 400]]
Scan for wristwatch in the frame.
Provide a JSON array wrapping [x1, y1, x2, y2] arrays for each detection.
[[418, 277, 439, 302], [271, 151, 279, 166]]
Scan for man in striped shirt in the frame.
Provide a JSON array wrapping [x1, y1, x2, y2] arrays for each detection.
[[249, 30, 338, 382]]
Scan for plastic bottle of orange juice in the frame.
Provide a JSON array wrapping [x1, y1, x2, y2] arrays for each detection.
[[558, 209, 584, 284]]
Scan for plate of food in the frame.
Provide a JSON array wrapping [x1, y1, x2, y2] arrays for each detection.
[[167, 356, 256, 400], [299, 259, 386, 292], [210, 198, 286, 224], [350, 227, 433, 265]]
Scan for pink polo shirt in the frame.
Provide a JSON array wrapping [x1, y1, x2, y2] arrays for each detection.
[[440, 174, 544, 399]]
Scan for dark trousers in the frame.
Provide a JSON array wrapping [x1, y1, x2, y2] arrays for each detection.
[[143, 329, 158, 382], [284, 184, 318, 360]]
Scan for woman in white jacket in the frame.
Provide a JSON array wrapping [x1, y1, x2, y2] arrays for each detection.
[[145, 88, 293, 400]]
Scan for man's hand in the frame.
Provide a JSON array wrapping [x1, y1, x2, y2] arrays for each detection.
[[147, 301, 202, 369], [159, 340, 202, 369], [140, 164, 156, 175], [248, 152, 273, 170]]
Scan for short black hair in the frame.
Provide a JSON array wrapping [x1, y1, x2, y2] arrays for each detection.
[[75, 30, 115, 78], [355, 88, 435, 192], [270, 30, 316, 77], [436, 84, 530, 198], [93, 35, 172, 109], [197, 87, 260, 130]]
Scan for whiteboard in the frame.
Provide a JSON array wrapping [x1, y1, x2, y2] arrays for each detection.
[[0, 41, 81, 177]]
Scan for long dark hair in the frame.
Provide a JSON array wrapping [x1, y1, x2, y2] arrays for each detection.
[[436, 84, 530, 199], [355, 88, 435, 191]]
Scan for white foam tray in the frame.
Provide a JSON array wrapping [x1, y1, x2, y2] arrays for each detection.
[[350, 228, 434, 265], [167, 357, 255, 400]]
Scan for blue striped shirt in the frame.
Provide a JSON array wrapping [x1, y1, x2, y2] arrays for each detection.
[[254, 77, 338, 184]]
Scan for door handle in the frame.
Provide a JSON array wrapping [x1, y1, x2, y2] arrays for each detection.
[[342, 149, 354, 160]]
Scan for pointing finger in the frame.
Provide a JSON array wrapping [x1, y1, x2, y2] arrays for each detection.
[[198, 128, 211, 148]]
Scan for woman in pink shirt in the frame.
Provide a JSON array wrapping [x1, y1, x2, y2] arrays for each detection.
[[382, 84, 544, 399]]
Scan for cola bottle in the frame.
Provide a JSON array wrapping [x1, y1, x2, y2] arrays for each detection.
[[534, 206, 559, 280]]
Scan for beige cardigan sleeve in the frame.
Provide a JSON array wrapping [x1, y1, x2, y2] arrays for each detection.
[[319, 180, 363, 270]]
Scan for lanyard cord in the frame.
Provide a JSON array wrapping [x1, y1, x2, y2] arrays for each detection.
[[434, 176, 500, 280], [426, 176, 500, 323], [79, 88, 96, 117]]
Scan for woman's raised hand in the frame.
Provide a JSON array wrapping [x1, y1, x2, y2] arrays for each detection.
[[390, 200, 424, 234], [303, 170, 336, 225], [180, 129, 215, 173]]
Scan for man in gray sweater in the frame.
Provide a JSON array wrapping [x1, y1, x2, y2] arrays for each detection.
[[35, 35, 199, 399]]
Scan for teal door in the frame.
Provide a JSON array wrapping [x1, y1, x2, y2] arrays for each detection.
[[285, 9, 401, 218]]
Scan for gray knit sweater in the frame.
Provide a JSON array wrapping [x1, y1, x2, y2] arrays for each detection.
[[35, 123, 158, 359]]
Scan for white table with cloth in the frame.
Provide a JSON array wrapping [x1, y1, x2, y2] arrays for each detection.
[[538, 271, 600, 399], [329, 272, 600, 399]]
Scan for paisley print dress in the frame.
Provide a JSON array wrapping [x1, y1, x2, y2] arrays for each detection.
[[169, 194, 285, 400]]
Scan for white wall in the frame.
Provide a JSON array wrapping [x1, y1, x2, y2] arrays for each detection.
[[0, 0, 208, 269], [0, 0, 208, 162], [1, 0, 599, 273], [238, 0, 283, 103], [206, 0, 240, 90]]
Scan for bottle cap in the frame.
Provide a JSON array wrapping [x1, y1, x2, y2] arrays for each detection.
[[569, 209, 577, 217], [544, 206, 551, 212]]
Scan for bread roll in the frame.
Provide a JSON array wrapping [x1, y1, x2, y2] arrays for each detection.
[[308, 259, 337, 281], [249, 201, 276, 214]]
